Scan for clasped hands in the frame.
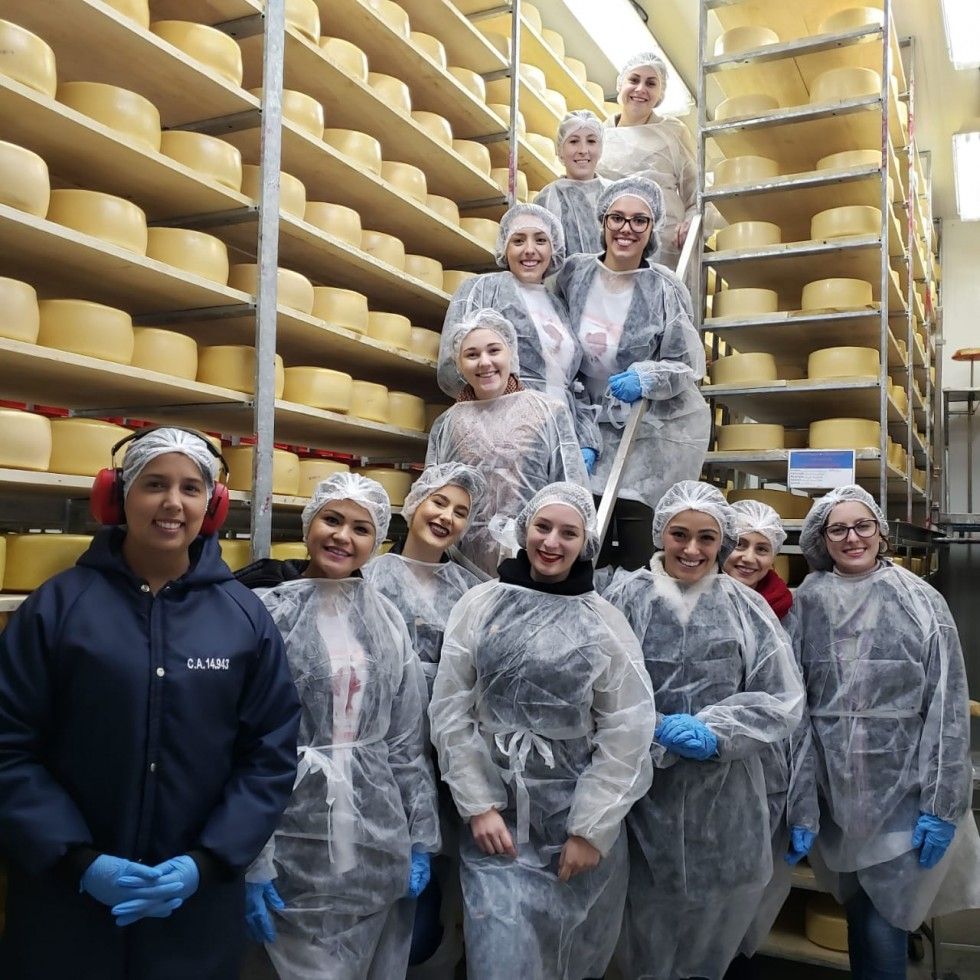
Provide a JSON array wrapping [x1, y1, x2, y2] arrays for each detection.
[[80, 853, 199, 927]]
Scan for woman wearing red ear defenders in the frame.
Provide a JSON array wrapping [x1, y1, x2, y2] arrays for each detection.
[[0, 426, 301, 980]]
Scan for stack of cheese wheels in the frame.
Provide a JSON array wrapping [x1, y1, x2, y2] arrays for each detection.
[[47, 189, 148, 254], [713, 155, 779, 188], [801, 278, 873, 311], [146, 228, 230, 284], [443, 270, 476, 293], [807, 346, 879, 380], [305, 201, 362, 247], [1, 277, 40, 343], [224, 445, 300, 495], [350, 381, 389, 423], [410, 328, 441, 361], [411, 110, 453, 147], [714, 93, 778, 121], [810, 66, 880, 105], [427, 195, 460, 226], [809, 417, 880, 449], [448, 66, 487, 102], [242, 165, 306, 218], [355, 466, 412, 505], [714, 26, 779, 56], [716, 221, 781, 252], [361, 230, 406, 270], [811, 205, 880, 240], [282, 366, 353, 412], [712, 288, 779, 319], [270, 541, 308, 560], [320, 38, 369, 83], [388, 391, 426, 431], [716, 423, 785, 451], [380, 161, 427, 204], [425, 403, 449, 431], [460, 217, 499, 250], [452, 140, 492, 176], [159, 131, 243, 191], [805, 895, 848, 951], [197, 345, 285, 397], [728, 487, 813, 518], [37, 299, 135, 364], [0, 408, 52, 470], [0, 140, 50, 216], [150, 21, 244, 86], [219, 538, 252, 570], [312, 287, 369, 334], [367, 312, 412, 351], [131, 327, 198, 379], [3, 534, 94, 591], [0, 20, 57, 96], [324, 129, 383, 175], [404, 255, 443, 289], [368, 72, 411, 115], [49, 419, 131, 475], [58, 82, 162, 152], [297, 458, 350, 497], [228, 264, 315, 315], [711, 352, 778, 385]]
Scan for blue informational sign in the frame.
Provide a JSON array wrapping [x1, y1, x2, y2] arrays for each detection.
[[788, 449, 857, 489]]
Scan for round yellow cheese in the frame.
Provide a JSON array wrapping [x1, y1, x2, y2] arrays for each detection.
[[452, 139, 492, 175], [304, 201, 361, 247], [285, 0, 320, 42], [542, 89, 568, 118], [0, 409, 52, 471], [247, 88, 323, 139], [717, 423, 785, 451], [146, 227, 229, 284], [809, 417, 880, 450], [312, 286, 369, 333], [37, 299, 134, 364], [297, 458, 350, 496], [810, 67, 881, 104], [716, 221, 781, 251], [159, 131, 242, 191], [887, 439, 905, 470], [0, 277, 39, 343], [219, 538, 252, 570], [103, 0, 150, 28], [49, 418, 132, 476], [713, 155, 779, 187], [150, 21, 244, 86], [808, 346, 879, 380], [380, 160, 427, 204], [371, 0, 410, 38], [242, 165, 306, 218], [584, 81, 606, 105], [712, 288, 778, 318], [425, 403, 449, 431], [361, 229, 406, 270], [811, 205, 880, 240], [564, 56, 588, 84], [448, 66, 486, 102], [367, 311, 412, 351], [0, 140, 50, 217], [542, 28, 565, 58], [491, 168, 530, 203], [4, 534, 93, 591], [404, 254, 444, 289], [714, 93, 779, 121], [46, 189, 148, 254], [521, 64, 548, 93], [443, 270, 476, 293], [368, 72, 411, 115], [410, 31, 447, 69], [712, 352, 778, 385], [131, 327, 198, 379], [319, 37, 369, 83], [477, 30, 510, 58], [57, 81, 161, 152], [715, 26, 779, 56], [816, 148, 881, 171], [801, 278, 873, 311], [409, 327, 441, 360], [197, 345, 285, 397], [227, 264, 315, 315], [805, 895, 848, 952], [890, 383, 909, 414], [460, 217, 499, 250], [355, 466, 412, 504], [270, 541, 308, 560], [728, 487, 813, 518], [520, 2, 543, 32], [819, 6, 884, 34], [283, 366, 353, 412], [411, 110, 453, 147], [526, 132, 556, 158], [350, 381, 390, 423], [224, 445, 300, 495], [426, 194, 460, 226], [323, 128, 382, 175], [487, 104, 527, 137], [388, 391, 426, 431], [0, 19, 57, 98]]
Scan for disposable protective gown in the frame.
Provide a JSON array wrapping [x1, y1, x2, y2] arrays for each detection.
[[0, 529, 300, 980], [793, 561, 980, 930], [603, 558, 804, 980], [426, 390, 590, 576], [251, 577, 440, 980], [557, 253, 710, 511], [533, 176, 608, 257], [429, 571, 656, 980]]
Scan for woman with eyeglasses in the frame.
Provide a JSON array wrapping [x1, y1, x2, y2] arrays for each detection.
[[794, 485, 980, 979], [557, 175, 710, 569]]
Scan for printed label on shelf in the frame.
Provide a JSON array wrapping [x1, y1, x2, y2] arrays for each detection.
[[788, 450, 856, 489]]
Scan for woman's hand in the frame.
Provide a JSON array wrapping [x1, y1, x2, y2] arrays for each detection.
[[470, 809, 517, 858], [557, 835, 601, 882]]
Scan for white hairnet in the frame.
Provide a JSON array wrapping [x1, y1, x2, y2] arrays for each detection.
[[122, 427, 217, 501], [616, 51, 668, 93], [515, 481, 600, 561], [596, 176, 664, 261], [438, 307, 522, 396], [495, 203, 566, 275], [557, 109, 603, 149], [799, 484, 888, 571], [730, 499, 787, 553], [653, 480, 737, 564], [301, 471, 392, 550], [401, 462, 487, 530]]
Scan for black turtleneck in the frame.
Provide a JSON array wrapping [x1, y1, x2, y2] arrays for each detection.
[[497, 549, 595, 596]]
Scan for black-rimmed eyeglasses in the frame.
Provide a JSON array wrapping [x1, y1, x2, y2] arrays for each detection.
[[603, 212, 652, 233], [822, 519, 879, 542]]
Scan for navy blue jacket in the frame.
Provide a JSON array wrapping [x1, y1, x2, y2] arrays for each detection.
[[0, 528, 300, 979]]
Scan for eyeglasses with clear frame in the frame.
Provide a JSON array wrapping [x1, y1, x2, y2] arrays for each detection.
[[603, 211, 652, 233], [822, 519, 879, 542]]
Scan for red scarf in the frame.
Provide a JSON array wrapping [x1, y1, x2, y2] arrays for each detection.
[[756, 569, 793, 620]]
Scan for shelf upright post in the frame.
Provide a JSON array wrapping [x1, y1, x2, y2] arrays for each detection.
[[506, 0, 522, 208], [904, 43, 916, 526], [695, 0, 709, 343], [250, 0, 285, 560], [877, 0, 894, 519]]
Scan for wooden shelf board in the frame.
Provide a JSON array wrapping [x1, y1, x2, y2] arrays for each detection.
[[273, 400, 428, 456], [397, 0, 507, 75], [0, 469, 92, 495], [0, 0, 259, 127], [148, 0, 261, 22]]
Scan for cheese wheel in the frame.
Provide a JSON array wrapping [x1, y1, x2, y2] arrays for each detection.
[[520, 3, 543, 32], [487, 104, 527, 137], [37, 299, 134, 364], [425, 403, 449, 431], [526, 132, 556, 158], [312, 286, 369, 333], [319, 37, 369, 83], [460, 217, 499, 250], [197, 345, 285, 396], [159, 131, 243, 191], [410, 31, 447, 69], [324, 129, 382, 175], [372, 0, 410, 38], [810, 67, 881, 104], [285, 0, 320, 42], [448, 66, 486, 102], [49, 418, 132, 476], [270, 541, 308, 560], [542, 28, 565, 57], [0, 19, 57, 98], [361, 230, 406, 270], [146, 227, 229, 284], [819, 6, 884, 34], [713, 155, 779, 187], [584, 81, 606, 105], [805, 895, 849, 952], [890, 384, 908, 415], [104, 0, 150, 27], [711, 352, 778, 385], [58, 81, 161, 152], [0, 140, 50, 217], [228, 264, 315, 315], [716, 221, 781, 251], [426, 194, 460, 226], [46, 189, 148, 254], [801, 278, 873, 311], [714, 93, 778, 121], [368, 72, 411, 115], [0, 277, 40, 343], [350, 381, 390, 423], [809, 417, 881, 450], [304, 201, 362, 247], [452, 140, 492, 175], [443, 270, 476, 293], [242, 165, 306, 218], [811, 205, 880, 240], [728, 487, 813, 518], [808, 346, 879, 380], [564, 57, 588, 84], [542, 89, 568, 118], [717, 423, 785, 451], [224, 445, 300, 495], [404, 254, 444, 289], [714, 26, 779, 56], [816, 148, 882, 171], [887, 440, 905, 470], [712, 288, 778, 318], [409, 327, 440, 360], [219, 538, 252, 570], [388, 391, 426, 431], [297, 458, 350, 496], [3, 534, 93, 591], [355, 466, 411, 504], [131, 327, 198, 380], [150, 21, 244, 86], [411, 110, 453, 147], [367, 312, 412, 351], [283, 366, 354, 412], [0, 409, 52, 471], [381, 161, 427, 204], [247, 88, 323, 139], [489, 168, 530, 202]]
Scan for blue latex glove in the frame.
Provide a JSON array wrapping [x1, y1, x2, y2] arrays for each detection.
[[245, 881, 285, 944], [408, 848, 431, 898], [581, 448, 598, 475], [112, 855, 200, 925], [655, 713, 718, 761], [80, 854, 167, 908], [114, 896, 184, 928], [608, 370, 643, 404], [785, 826, 816, 865], [912, 813, 956, 869]]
